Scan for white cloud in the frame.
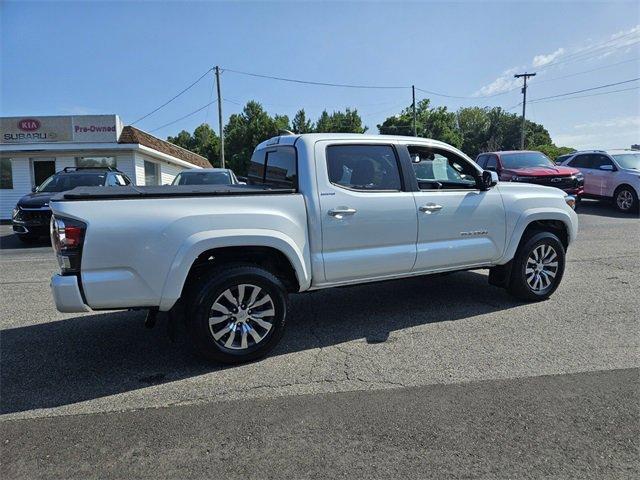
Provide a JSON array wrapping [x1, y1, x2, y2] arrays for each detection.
[[553, 116, 640, 149], [474, 66, 523, 96], [475, 24, 639, 97], [533, 48, 565, 67], [574, 116, 640, 130]]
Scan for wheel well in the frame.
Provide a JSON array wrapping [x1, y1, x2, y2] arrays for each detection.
[[520, 220, 569, 250], [614, 183, 638, 197], [182, 246, 300, 297]]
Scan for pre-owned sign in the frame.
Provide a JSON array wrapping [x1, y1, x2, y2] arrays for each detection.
[[1, 115, 122, 144]]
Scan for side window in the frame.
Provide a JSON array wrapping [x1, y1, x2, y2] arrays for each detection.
[[106, 174, 119, 186], [485, 155, 498, 171], [326, 144, 401, 191], [569, 154, 590, 168], [409, 146, 478, 190], [476, 155, 487, 168], [592, 154, 614, 170], [248, 146, 297, 189]]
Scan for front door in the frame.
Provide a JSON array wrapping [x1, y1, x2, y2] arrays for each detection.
[[408, 147, 506, 271], [32, 159, 56, 188], [316, 142, 418, 283]]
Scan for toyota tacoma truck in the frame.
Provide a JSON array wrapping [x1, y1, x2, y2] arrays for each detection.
[[49, 134, 578, 364]]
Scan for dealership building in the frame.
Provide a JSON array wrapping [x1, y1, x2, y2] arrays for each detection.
[[0, 114, 210, 220]]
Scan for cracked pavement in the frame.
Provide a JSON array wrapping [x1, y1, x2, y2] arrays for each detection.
[[1, 200, 639, 478]]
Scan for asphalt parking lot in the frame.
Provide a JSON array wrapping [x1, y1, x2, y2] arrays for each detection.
[[1, 200, 639, 479]]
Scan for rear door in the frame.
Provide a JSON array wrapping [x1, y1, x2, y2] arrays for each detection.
[[569, 154, 596, 194], [315, 141, 417, 283]]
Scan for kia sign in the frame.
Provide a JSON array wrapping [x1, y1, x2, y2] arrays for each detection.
[[1, 115, 122, 144], [18, 119, 41, 131]]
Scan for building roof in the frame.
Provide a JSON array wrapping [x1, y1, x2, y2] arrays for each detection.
[[118, 126, 211, 168]]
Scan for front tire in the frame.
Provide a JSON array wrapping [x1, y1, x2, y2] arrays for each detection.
[[186, 264, 288, 364], [507, 231, 566, 301], [614, 186, 638, 213]]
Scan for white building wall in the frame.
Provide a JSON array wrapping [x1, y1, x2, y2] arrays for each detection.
[[133, 152, 186, 186], [134, 155, 146, 185], [1, 147, 201, 220], [0, 158, 32, 221], [115, 154, 136, 183], [160, 162, 181, 185]]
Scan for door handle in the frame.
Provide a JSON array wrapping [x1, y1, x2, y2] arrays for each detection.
[[328, 207, 357, 219], [419, 203, 443, 213]]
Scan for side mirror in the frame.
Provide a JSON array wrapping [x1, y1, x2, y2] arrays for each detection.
[[31, 186, 37, 193], [599, 164, 614, 171], [479, 170, 497, 190]]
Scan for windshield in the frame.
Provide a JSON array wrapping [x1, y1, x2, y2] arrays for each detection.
[[501, 152, 554, 169], [172, 171, 232, 185], [37, 173, 106, 192], [612, 153, 640, 170]]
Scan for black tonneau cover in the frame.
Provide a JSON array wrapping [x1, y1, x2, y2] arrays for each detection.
[[52, 184, 296, 202]]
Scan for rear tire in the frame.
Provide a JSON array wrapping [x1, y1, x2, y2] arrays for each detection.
[[186, 264, 288, 364], [507, 231, 565, 301], [613, 186, 638, 213]]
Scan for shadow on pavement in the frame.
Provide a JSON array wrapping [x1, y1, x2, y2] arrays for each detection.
[[0, 230, 51, 250], [1, 271, 523, 415], [576, 199, 638, 219]]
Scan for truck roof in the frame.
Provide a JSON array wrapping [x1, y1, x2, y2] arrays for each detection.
[[255, 133, 459, 152]]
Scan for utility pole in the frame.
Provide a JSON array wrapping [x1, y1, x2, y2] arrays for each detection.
[[411, 85, 417, 137], [215, 66, 225, 168], [514, 72, 536, 150]]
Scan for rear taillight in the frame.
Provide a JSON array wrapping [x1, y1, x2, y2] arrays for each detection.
[[50, 216, 86, 274]]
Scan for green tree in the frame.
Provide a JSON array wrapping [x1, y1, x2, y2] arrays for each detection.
[[223, 101, 282, 175], [378, 99, 461, 148], [167, 124, 218, 166], [292, 109, 313, 134], [314, 108, 367, 133]]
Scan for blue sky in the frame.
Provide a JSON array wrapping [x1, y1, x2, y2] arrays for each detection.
[[2, 0, 639, 150]]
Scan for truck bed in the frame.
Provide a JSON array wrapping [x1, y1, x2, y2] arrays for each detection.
[[52, 184, 296, 201]]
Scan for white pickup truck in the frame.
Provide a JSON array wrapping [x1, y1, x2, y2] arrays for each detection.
[[50, 134, 578, 363]]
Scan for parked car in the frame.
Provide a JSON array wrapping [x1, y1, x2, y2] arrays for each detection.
[[12, 167, 132, 243], [171, 168, 241, 185], [559, 149, 640, 213], [49, 134, 578, 364], [475, 150, 584, 201], [555, 153, 575, 165]]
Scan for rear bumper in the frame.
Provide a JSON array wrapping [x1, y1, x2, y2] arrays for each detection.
[[50, 274, 91, 313]]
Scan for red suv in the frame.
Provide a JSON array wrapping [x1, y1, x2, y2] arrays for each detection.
[[475, 150, 584, 199]]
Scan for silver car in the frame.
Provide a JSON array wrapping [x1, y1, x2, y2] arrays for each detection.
[[561, 150, 640, 213], [171, 168, 242, 186]]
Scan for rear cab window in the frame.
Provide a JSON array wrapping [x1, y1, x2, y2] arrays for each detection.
[[248, 146, 297, 189]]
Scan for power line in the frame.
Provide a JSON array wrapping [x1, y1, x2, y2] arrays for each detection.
[[529, 86, 638, 104], [533, 57, 639, 85], [131, 68, 213, 125], [148, 99, 217, 133], [223, 67, 409, 89], [536, 30, 640, 71], [528, 77, 639, 102]]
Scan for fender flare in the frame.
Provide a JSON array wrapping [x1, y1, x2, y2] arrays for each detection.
[[499, 208, 577, 264], [158, 229, 311, 311]]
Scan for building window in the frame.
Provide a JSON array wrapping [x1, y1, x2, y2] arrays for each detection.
[[144, 160, 159, 185], [0, 158, 13, 189], [76, 156, 117, 168]]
